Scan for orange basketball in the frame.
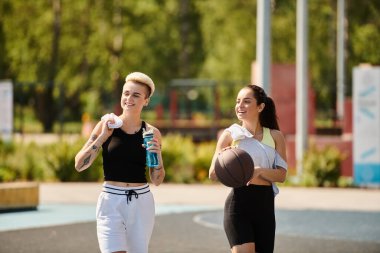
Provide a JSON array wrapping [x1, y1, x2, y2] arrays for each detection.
[[215, 147, 254, 188]]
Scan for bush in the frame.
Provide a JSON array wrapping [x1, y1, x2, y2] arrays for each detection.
[[0, 140, 16, 182], [302, 145, 346, 187], [0, 137, 103, 182], [0, 140, 47, 182], [161, 134, 196, 183], [45, 138, 103, 182], [0, 166, 15, 182], [193, 142, 215, 182], [161, 134, 216, 183], [0, 134, 217, 183]]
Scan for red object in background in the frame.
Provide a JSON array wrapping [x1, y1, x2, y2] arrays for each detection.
[[286, 136, 352, 177], [252, 63, 352, 176], [169, 90, 178, 125], [155, 104, 164, 121], [343, 98, 353, 134], [269, 64, 316, 135], [114, 103, 122, 115]]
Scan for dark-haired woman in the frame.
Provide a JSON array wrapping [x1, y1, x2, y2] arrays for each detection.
[[209, 85, 287, 253]]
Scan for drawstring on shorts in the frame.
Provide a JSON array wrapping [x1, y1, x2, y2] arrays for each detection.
[[125, 190, 138, 204], [102, 185, 150, 204]]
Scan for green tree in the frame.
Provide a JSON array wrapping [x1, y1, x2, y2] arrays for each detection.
[[1, 0, 380, 131], [346, 0, 380, 96], [0, 3, 10, 79], [1, 0, 60, 132], [195, 0, 256, 80], [1, 0, 205, 128]]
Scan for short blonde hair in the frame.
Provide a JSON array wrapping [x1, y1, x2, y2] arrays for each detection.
[[125, 72, 155, 98]]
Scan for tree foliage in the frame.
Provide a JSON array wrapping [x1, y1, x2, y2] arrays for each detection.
[[0, 0, 379, 130]]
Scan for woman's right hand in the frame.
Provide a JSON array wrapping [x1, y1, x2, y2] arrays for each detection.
[[99, 119, 114, 142]]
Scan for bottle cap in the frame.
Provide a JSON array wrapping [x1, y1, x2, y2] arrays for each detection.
[[142, 127, 154, 137]]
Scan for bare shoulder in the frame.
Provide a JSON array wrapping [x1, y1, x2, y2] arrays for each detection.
[[219, 129, 232, 141], [270, 129, 287, 158], [269, 129, 285, 144], [145, 122, 162, 138], [217, 129, 233, 147]]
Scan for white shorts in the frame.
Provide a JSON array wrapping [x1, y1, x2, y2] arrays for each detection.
[[96, 183, 155, 253]]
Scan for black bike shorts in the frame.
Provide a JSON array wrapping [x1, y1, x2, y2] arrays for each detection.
[[223, 185, 275, 253]]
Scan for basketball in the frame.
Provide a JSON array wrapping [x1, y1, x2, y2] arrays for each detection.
[[214, 147, 254, 188]]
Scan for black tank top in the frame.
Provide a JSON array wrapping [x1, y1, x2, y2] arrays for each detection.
[[102, 121, 147, 183]]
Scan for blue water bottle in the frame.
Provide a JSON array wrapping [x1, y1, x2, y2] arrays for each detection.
[[143, 128, 159, 168]]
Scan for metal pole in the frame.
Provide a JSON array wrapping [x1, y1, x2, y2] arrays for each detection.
[[337, 0, 346, 121], [256, 0, 271, 94], [296, 0, 308, 177]]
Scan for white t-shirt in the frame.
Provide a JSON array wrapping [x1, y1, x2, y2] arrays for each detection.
[[225, 124, 287, 195]]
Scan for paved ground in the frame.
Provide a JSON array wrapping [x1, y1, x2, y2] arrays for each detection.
[[1, 212, 379, 253], [1, 183, 380, 253]]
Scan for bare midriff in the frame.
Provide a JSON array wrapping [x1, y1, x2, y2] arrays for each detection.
[[248, 177, 271, 186], [105, 181, 147, 187]]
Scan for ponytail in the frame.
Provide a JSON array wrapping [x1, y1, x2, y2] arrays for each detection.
[[246, 85, 280, 130], [259, 96, 279, 130]]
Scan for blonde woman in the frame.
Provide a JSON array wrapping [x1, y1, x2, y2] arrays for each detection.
[[75, 72, 165, 253]]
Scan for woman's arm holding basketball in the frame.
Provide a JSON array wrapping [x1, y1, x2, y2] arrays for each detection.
[[254, 130, 287, 183], [74, 120, 113, 172], [209, 131, 233, 180]]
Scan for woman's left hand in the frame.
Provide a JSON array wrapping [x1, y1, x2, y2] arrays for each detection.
[[144, 138, 161, 154]]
